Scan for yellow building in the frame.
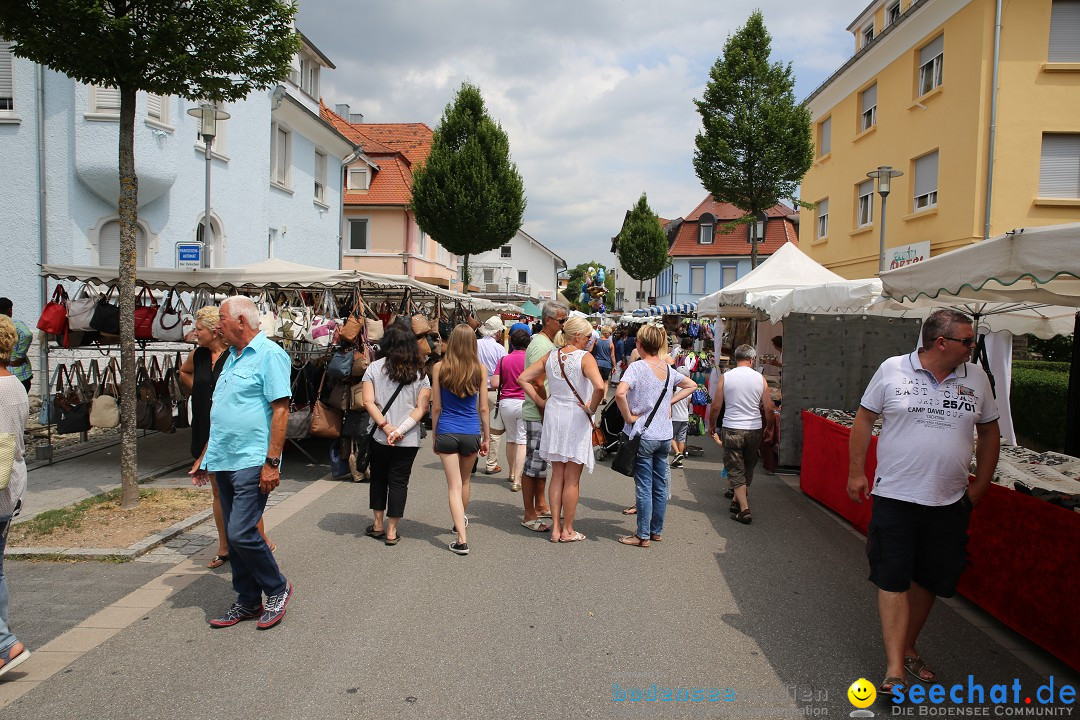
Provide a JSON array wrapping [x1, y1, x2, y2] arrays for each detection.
[[799, 0, 1080, 278]]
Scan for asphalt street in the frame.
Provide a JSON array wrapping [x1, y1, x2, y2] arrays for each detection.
[[3, 438, 1075, 719]]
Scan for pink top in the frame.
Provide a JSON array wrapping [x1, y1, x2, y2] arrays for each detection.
[[496, 350, 527, 400]]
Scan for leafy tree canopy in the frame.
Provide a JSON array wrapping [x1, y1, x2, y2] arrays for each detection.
[[616, 193, 669, 282]]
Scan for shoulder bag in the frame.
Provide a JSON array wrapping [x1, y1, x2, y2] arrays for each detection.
[[338, 292, 364, 345], [90, 360, 121, 429], [67, 284, 100, 332], [90, 285, 121, 335], [38, 285, 70, 339], [309, 371, 342, 438], [133, 286, 159, 341], [152, 290, 187, 342], [54, 364, 91, 435], [611, 365, 670, 477], [490, 357, 505, 436], [348, 380, 408, 475]]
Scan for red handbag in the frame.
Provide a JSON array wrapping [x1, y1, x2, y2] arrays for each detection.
[[133, 286, 158, 341], [37, 285, 69, 336]]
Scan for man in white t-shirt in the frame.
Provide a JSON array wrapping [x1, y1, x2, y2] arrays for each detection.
[[848, 308, 1000, 694]]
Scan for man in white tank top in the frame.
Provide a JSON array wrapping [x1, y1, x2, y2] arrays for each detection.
[[707, 344, 774, 525]]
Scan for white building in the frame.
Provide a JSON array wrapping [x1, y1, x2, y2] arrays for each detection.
[[469, 229, 566, 305], [0, 30, 355, 327]]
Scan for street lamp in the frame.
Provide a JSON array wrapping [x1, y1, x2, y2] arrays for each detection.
[[673, 272, 681, 304], [504, 276, 510, 300], [186, 102, 230, 268], [866, 165, 904, 274]]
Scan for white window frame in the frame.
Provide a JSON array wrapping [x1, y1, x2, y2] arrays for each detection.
[[913, 150, 940, 211], [483, 268, 495, 285], [699, 222, 714, 244], [887, 1, 902, 26], [271, 123, 291, 190], [862, 24, 875, 47], [1038, 133, 1080, 199], [500, 245, 512, 258], [195, 214, 225, 268], [0, 39, 16, 118], [418, 229, 427, 257], [87, 84, 121, 120], [857, 181, 874, 227], [314, 149, 327, 205], [299, 55, 320, 99], [722, 265, 737, 288], [91, 216, 155, 268], [518, 270, 528, 285], [690, 265, 705, 296], [918, 36, 944, 96], [860, 84, 877, 131], [347, 167, 368, 190], [146, 93, 172, 130], [344, 218, 369, 255], [816, 198, 829, 239]]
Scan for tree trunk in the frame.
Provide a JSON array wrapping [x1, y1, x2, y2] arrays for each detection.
[[750, 216, 759, 269], [462, 254, 470, 295], [118, 86, 140, 509]]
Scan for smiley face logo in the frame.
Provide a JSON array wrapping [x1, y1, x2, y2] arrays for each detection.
[[847, 678, 877, 708]]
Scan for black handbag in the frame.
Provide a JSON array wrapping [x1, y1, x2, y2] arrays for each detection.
[[54, 365, 91, 435], [89, 285, 121, 334], [611, 366, 670, 477]]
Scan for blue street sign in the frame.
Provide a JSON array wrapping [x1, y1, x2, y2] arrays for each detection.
[[176, 242, 203, 270]]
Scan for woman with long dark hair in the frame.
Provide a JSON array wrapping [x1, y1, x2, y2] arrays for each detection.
[[361, 323, 431, 546]]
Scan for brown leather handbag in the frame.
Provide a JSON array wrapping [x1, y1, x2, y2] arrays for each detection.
[[309, 372, 342, 438]]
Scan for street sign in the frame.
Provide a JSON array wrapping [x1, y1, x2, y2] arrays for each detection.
[[176, 242, 203, 270]]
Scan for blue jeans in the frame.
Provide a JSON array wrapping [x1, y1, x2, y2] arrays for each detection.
[[215, 466, 287, 607], [0, 516, 18, 654], [634, 438, 670, 539]]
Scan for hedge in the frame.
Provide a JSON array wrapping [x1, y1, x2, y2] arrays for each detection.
[[1010, 367, 1069, 450], [1013, 360, 1071, 373]]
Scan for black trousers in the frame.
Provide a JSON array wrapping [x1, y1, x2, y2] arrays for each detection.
[[368, 442, 419, 518]]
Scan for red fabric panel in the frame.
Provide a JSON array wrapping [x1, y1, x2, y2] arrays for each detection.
[[800, 410, 876, 534]]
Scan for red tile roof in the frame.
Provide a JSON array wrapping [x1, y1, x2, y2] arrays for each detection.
[[321, 102, 435, 208], [668, 195, 798, 257]]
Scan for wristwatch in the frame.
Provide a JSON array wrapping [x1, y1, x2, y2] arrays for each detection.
[[264, 456, 281, 468]]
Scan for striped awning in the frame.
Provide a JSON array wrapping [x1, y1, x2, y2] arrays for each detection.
[[632, 302, 697, 317]]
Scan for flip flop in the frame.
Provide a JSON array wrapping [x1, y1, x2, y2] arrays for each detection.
[[622, 507, 637, 515], [0, 644, 30, 679], [521, 519, 551, 532], [904, 655, 936, 683], [560, 531, 586, 543], [384, 533, 400, 546], [537, 510, 553, 519], [207, 555, 229, 569], [880, 676, 905, 693], [618, 535, 650, 547], [364, 524, 385, 539]]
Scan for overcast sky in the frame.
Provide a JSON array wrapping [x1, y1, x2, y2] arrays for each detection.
[[297, 1, 859, 269]]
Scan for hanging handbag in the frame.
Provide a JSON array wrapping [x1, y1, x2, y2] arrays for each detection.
[[611, 365, 669, 477], [167, 354, 189, 429], [37, 285, 69, 336], [38, 365, 62, 425], [133, 286, 159, 341], [90, 285, 121, 334], [309, 372, 342, 438], [327, 348, 355, 382], [67, 284, 100, 332], [90, 360, 121, 429], [136, 365, 156, 430], [339, 293, 364, 344], [152, 290, 187, 342], [690, 385, 711, 407], [54, 364, 91, 435], [185, 290, 211, 343]]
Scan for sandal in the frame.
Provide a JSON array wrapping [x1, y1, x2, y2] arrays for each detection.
[[207, 554, 229, 569], [729, 500, 740, 514], [618, 535, 650, 547], [724, 489, 735, 500], [904, 654, 937, 683], [521, 519, 551, 532], [731, 509, 752, 524], [621, 506, 637, 515], [364, 524, 385, 539], [650, 533, 663, 542], [0, 643, 30, 679], [384, 533, 401, 546], [560, 531, 586, 543], [880, 676, 905, 693]]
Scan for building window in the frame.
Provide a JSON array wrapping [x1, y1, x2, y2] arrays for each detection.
[[314, 149, 327, 203], [918, 34, 944, 96], [518, 270, 528, 285], [860, 83, 877, 131], [348, 167, 368, 190], [195, 217, 223, 267], [0, 39, 12, 111], [818, 116, 831, 156], [722, 265, 737, 288], [299, 56, 320, 99], [147, 94, 169, 126], [345, 219, 368, 254], [913, 150, 939, 210], [500, 245, 512, 258], [483, 268, 494, 285], [1049, 1, 1080, 62], [271, 123, 291, 189], [887, 1, 902, 26], [418, 229, 427, 257], [635, 290, 646, 301], [698, 212, 714, 244], [857, 180, 874, 227], [1038, 134, 1080, 198], [816, 198, 829, 239], [862, 24, 875, 47], [91, 85, 121, 116], [690, 266, 705, 295], [98, 220, 148, 267]]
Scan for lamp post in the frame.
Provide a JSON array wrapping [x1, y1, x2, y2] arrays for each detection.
[[673, 272, 681, 305], [186, 102, 230, 268], [866, 165, 904, 274], [504, 276, 510, 300]]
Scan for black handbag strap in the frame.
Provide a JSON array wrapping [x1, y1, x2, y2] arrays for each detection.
[[638, 365, 670, 434], [368, 381, 407, 436]]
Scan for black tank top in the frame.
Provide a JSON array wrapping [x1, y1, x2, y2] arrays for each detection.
[[190, 346, 229, 458]]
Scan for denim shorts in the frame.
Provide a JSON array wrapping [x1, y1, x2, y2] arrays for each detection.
[[434, 433, 481, 456]]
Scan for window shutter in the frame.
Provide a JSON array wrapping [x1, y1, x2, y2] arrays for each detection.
[[0, 40, 13, 104], [1039, 134, 1080, 198], [95, 86, 121, 113], [919, 34, 944, 66], [98, 221, 147, 267], [858, 179, 873, 198], [817, 198, 829, 219], [861, 84, 877, 113], [1050, 1, 1080, 62], [147, 94, 162, 120], [914, 151, 939, 198], [820, 117, 831, 155], [275, 127, 288, 185]]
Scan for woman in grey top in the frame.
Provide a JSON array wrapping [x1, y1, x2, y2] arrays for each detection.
[[361, 324, 431, 546], [0, 315, 30, 677]]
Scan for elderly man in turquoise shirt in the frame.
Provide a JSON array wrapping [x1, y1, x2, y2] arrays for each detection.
[[191, 295, 293, 630]]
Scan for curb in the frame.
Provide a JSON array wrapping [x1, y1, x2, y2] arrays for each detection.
[[8, 508, 214, 562]]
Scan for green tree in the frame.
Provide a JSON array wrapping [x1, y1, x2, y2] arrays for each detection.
[[565, 262, 615, 313], [0, 0, 299, 507], [693, 10, 813, 267], [615, 193, 670, 303], [411, 82, 526, 293]]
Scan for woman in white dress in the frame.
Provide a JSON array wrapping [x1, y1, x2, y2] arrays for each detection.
[[519, 316, 605, 544]]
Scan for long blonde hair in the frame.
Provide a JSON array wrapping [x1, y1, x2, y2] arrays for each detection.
[[439, 324, 483, 397]]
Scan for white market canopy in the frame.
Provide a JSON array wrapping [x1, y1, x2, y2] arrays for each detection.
[[632, 302, 698, 317], [696, 242, 846, 316], [880, 222, 1080, 307]]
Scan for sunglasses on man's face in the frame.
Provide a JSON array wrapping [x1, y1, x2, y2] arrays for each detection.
[[942, 336, 976, 347]]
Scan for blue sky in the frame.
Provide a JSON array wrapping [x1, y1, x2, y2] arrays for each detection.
[[297, 1, 861, 269]]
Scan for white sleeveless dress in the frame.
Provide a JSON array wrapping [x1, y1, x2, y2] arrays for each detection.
[[539, 348, 596, 472]]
